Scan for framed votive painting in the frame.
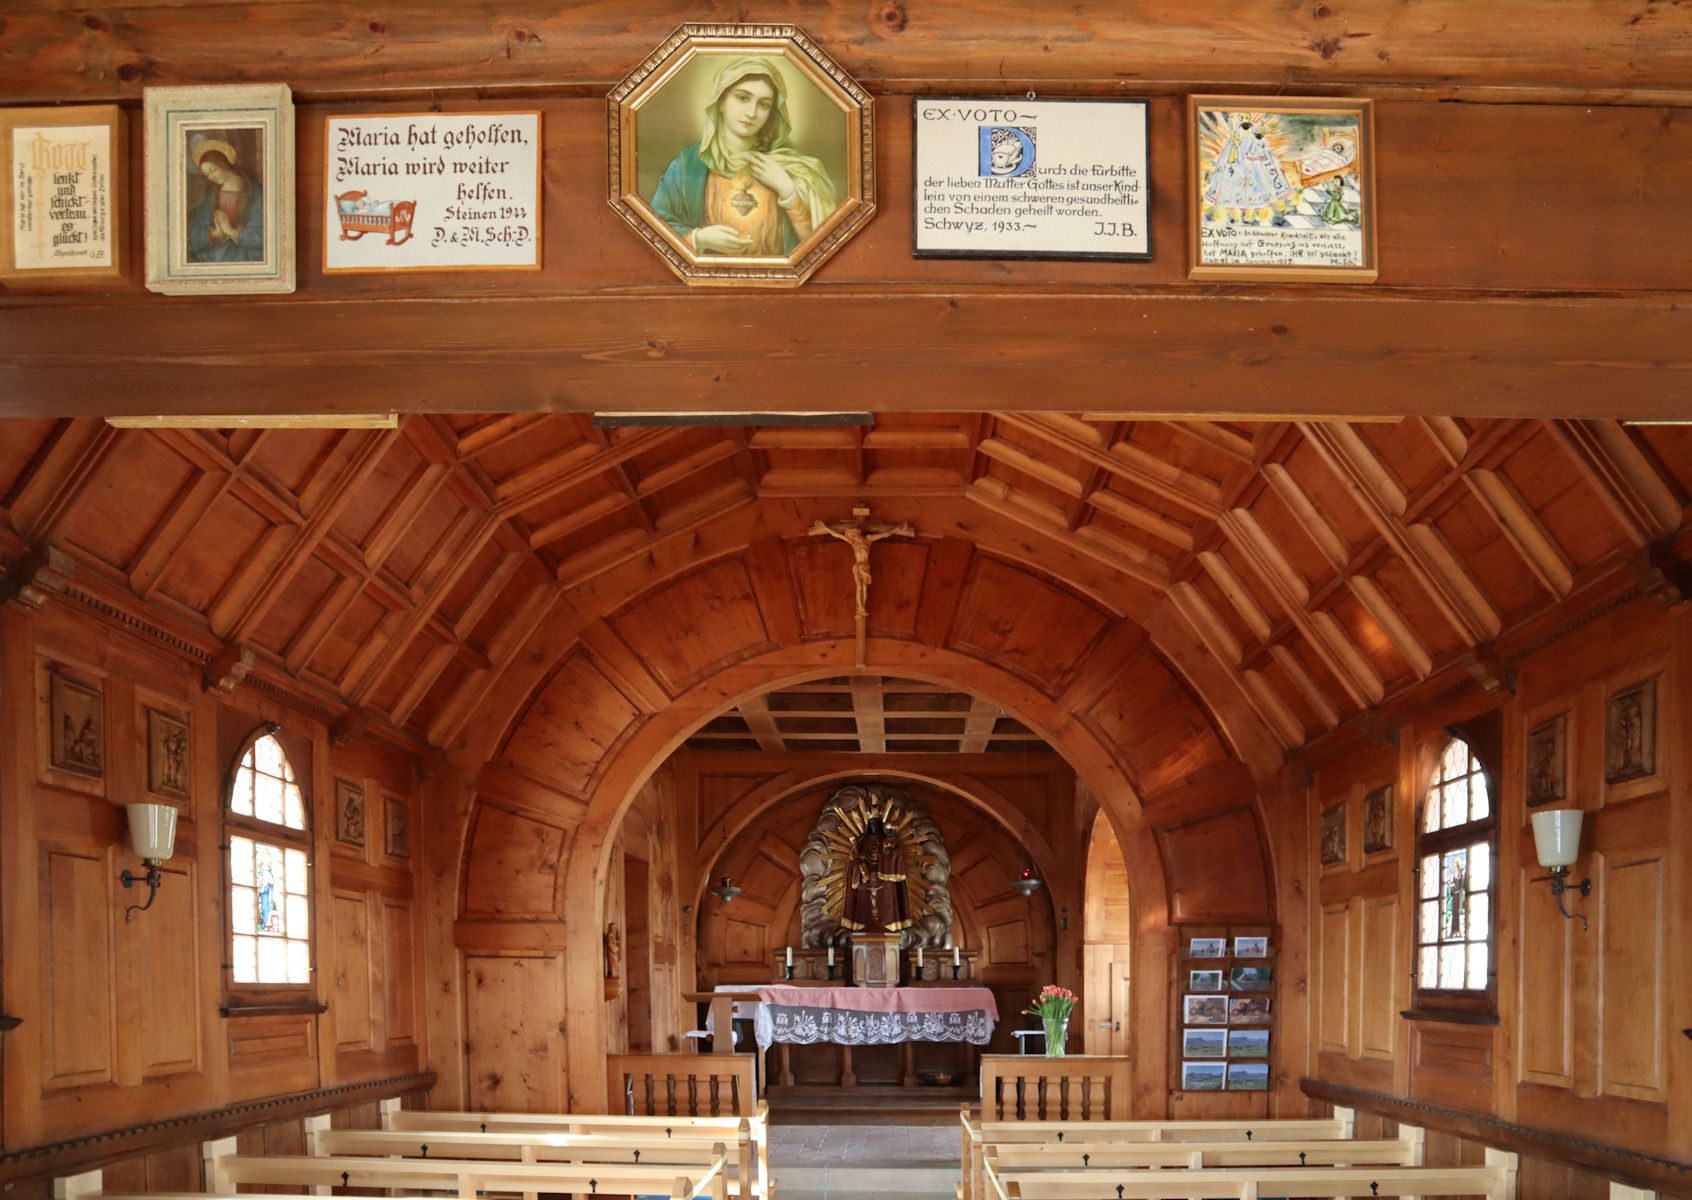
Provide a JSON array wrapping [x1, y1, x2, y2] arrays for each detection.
[[912, 97, 1150, 261], [0, 105, 125, 286], [1189, 96, 1376, 283], [608, 24, 875, 287], [144, 84, 295, 294]]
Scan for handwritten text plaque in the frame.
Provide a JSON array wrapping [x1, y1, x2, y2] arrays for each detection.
[[323, 111, 542, 273], [0, 106, 124, 284], [913, 98, 1149, 261]]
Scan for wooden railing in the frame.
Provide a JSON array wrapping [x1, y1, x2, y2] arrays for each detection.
[[978, 1055, 1132, 1121], [609, 1053, 759, 1118]]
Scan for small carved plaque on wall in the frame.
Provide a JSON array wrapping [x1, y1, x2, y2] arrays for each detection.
[[334, 777, 366, 848], [1362, 784, 1393, 853], [1319, 802, 1346, 866], [146, 706, 190, 800], [1605, 677, 1656, 784], [1525, 714, 1567, 806], [384, 795, 411, 858], [49, 669, 103, 777]]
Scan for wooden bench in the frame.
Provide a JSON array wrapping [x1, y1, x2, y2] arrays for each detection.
[[960, 1107, 1359, 1200], [310, 1121, 759, 1198], [983, 1124, 1423, 1171], [204, 1139, 731, 1200], [987, 1151, 1519, 1200], [978, 1056, 1132, 1122], [382, 1098, 769, 1198]]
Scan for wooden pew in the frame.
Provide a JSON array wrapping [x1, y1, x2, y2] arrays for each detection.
[[197, 1136, 732, 1200], [381, 1098, 769, 1198], [308, 1122, 757, 1198], [983, 1124, 1423, 1171], [987, 1149, 1520, 1200], [959, 1106, 1360, 1200], [978, 1056, 1132, 1122]]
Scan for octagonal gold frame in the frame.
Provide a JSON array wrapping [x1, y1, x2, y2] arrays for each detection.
[[608, 24, 875, 287]]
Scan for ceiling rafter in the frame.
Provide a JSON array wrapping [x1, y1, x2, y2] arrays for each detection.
[[1547, 420, 1683, 546], [994, 412, 1223, 518], [849, 678, 886, 754], [737, 693, 788, 753], [1297, 422, 1500, 646]]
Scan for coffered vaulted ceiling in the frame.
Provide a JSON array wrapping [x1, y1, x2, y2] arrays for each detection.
[[1, 414, 1688, 757]]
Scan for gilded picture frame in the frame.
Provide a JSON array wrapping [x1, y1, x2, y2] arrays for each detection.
[[1188, 95, 1377, 283], [144, 83, 295, 295], [608, 24, 875, 287]]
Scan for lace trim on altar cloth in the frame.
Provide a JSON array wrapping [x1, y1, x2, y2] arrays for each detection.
[[754, 1004, 994, 1049]]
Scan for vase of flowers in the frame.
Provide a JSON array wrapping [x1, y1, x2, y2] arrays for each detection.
[[1025, 985, 1077, 1057]]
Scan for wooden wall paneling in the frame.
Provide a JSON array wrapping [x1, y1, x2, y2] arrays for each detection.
[[462, 954, 564, 1112], [1595, 845, 1667, 1102], [116, 856, 200, 1083], [1357, 894, 1399, 1063], [1408, 1022, 1496, 1110], [460, 804, 566, 918], [39, 842, 114, 1090], [381, 900, 416, 1050], [1317, 901, 1351, 1059], [331, 890, 376, 1054]]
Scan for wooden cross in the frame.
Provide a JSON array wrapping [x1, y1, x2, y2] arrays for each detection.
[[807, 506, 915, 667]]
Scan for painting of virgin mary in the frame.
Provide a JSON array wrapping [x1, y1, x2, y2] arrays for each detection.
[[184, 128, 266, 263]]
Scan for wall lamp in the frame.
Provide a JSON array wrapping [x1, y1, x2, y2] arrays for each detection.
[[120, 802, 179, 922], [1531, 808, 1591, 931]]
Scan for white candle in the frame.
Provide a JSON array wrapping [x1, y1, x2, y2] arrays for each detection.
[[917, 947, 924, 968], [785, 946, 793, 967], [953, 945, 961, 966], [827, 945, 835, 965]]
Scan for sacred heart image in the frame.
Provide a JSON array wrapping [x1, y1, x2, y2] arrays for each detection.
[[608, 24, 875, 286]]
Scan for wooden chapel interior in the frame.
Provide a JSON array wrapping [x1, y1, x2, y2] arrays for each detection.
[[1, 4, 1691, 1199]]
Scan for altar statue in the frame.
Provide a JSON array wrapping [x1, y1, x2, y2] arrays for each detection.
[[841, 816, 911, 933]]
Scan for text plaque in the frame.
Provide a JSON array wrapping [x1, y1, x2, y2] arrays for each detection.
[[913, 97, 1149, 261], [323, 111, 542, 273]]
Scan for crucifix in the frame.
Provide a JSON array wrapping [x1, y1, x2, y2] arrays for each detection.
[[808, 506, 915, 667]]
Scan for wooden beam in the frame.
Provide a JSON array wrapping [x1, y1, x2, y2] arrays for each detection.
[[9, 293, 1692, 422], [849, 678, 886, 754], [736, 694, 787, 755], [5, 3, 1691, 102], [958, 694, 999, 755]]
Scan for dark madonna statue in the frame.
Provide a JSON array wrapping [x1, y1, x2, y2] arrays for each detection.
[[841, 816, 911, 933]]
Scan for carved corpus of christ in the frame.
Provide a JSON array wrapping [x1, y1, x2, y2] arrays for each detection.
[[808, 506, 915, 666]]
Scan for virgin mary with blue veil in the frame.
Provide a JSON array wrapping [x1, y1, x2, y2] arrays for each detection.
[[649, 56, 838, 257], [186, 134, 265, 263]]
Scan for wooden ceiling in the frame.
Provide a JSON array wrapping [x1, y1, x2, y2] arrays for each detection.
[[1, 413, 1689, 757], [681, 677, 1041, 754]]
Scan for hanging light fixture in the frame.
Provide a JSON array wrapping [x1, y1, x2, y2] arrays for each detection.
[[709, 875, 743, 904], [1011, 817, 1043, 897]]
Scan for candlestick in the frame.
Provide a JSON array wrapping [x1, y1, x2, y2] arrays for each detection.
[[785, 946, 793, 967], [917, 947, 924, 969], [951, 963, 962, 980], [827, 945, 835, 965], [953, 945, 961, 966]]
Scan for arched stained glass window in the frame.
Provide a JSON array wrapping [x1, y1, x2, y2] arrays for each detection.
[[1415, 735, 1495, 1000], [227, 731, 312, 986]]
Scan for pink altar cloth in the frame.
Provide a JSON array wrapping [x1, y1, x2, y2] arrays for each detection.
[[752, 985, 998, 1049], [757, 985, 999, 1019]]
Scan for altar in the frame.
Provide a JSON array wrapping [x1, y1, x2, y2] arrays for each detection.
[[754, 984, 998, 1088]]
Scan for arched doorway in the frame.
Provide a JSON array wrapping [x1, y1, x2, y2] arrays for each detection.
[[1082, 809, 1132, 1057]]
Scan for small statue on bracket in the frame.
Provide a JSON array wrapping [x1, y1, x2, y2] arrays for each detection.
[[604, 921, 622, 980]]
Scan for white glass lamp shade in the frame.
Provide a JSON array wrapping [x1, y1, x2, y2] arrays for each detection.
[[125, 802, 179, 863], [1530, 808, 1583, 869]]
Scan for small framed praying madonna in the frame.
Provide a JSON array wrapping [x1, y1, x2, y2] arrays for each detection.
[[1188, 95, 1376, 283], [144, 84, 296, 295]]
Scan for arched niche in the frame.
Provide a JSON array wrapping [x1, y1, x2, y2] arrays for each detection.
[[441, 535, 1283, 1114]]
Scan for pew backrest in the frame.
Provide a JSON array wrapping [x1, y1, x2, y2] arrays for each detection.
[[979, 1056, 1132, 1122], [610, 1054, 758, 1118]]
